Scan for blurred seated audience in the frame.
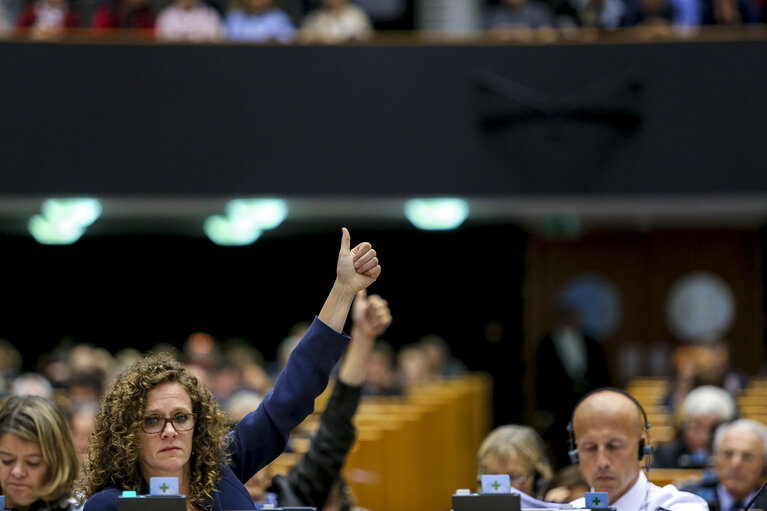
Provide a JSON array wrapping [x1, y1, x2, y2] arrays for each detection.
[[16, 0, 77, 39], [0, 395, 80, 511], [361, 340, 403, 397], [476, 424, 553, 500], [620, 0, 676, 26], [653, 384, 737, 469], [353, 0, 412, 29], [224, 0, 296, 41], [0, 339, 22, 396], [396, 343, 432, 387], [682, 419, 767, 511], [0, 6, 11, 36], [666, 343, 747, 415], [568, 0, 625, 27], [267, 322, 308, 380], [12, 372, 54, 399], [484, 0, 556, 41], [298, 0, 372, 43], [544, 463, 589, 502], [70, 401, 98, 464], [700, 0, 761, 22], [91, 0, 154, 30], [66, 369, 104, 407], [417, 334, 467, 379], [156, 1, 225, 47]]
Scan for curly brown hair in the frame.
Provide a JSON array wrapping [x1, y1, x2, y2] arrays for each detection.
[[77, 353, 231, 507]]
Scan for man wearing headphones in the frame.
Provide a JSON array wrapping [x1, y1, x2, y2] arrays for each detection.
[[568, 389, 707, 511]]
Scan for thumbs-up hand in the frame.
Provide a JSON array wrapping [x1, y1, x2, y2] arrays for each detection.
[[336, 227, 381, 295]]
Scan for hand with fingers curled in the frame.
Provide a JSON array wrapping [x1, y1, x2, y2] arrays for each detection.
[[336, 227, 381, 295], [352, 290, 392, 341]]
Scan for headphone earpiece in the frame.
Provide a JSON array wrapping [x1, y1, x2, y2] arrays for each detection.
[[568, 447, 579, 465]]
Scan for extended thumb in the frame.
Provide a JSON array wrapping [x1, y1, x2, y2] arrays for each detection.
[[340, 227, 351, 253]]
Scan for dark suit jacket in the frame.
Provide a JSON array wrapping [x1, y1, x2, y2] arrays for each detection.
[[535, 331, 610, 467], [683, 475, 767, 511]]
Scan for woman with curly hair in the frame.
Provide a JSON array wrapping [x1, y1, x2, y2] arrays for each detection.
[[79, 228, 381, 511], [0, 395, 80, 511]]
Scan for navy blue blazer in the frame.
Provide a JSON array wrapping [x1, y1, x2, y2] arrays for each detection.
[[84, 317, 350, 511]]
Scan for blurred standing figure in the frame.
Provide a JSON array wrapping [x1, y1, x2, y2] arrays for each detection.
[[0, 395, 80, 511], [535, 304, 609, 469], [298, 0, 372, 43]]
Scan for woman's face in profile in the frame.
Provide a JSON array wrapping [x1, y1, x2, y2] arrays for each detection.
[[136, 382, 195, 479], [0, 432, 50, 508]]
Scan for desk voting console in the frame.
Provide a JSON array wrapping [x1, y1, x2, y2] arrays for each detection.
[[452, 494, 616, 511], [118, 495, 186, 511]]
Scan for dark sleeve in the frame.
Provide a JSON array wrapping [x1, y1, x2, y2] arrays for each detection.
[[227, 317, 350, 484], [284, 379, 362, 509], [82, 489, 121, 511]]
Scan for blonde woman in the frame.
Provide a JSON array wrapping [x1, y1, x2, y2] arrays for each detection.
[[0, 395, 79, 511], [477, 425, 553, 499]]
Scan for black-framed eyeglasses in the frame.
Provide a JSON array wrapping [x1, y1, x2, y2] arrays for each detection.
[[141, 413, 197, 434]]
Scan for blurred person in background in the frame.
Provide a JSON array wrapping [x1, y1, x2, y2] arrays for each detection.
[[361, 340, 402, 397], [224, 0, 295, 41], [12, 373, 54, 399], [476, 424, 554, 500], [298, 0, 372, 43], [0, 339, 22, 397], [91, 0, 154, 31], [70, 401, 98, 464], [544, 464, 589, 502], [15, 0, 78, 38], [700, 0, 760, 23], [535, 304, 609, 470], [484, 0, 556, 41], [620, 0, 676, 27], [0, 395, 80, 511], [156, 0, 224, 43], [653, 385, 737, 469], [267, 322, 309, 381], [396, 344, 431, 388], [683, 419, 767, 511], [417, 334, 467, 379]]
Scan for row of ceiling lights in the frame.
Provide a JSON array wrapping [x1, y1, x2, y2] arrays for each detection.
[[27, 198, 472, 245]]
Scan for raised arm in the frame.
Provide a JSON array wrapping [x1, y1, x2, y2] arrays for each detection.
[[229, 228, 381, 483], [285, 290, 392, 509], [318, 227, 381, 333]]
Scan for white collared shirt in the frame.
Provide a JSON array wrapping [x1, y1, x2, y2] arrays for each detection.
[[570, 471, 709, 511]]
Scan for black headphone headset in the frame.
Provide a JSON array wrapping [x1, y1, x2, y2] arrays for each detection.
[[566, 387, 654, 467]]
